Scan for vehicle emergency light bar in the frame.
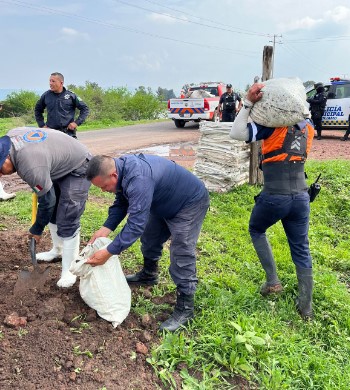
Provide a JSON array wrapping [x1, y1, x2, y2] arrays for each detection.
[[330, 77, 350, 84]]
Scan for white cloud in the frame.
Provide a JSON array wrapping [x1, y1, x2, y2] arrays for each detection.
[[148, 12, 187, 24], [324, 5, 350, 23], [122, 54, 162, 71], [280, 5, 350, 32], [59, 27, 90, 41], [282, 16, 322, 32]]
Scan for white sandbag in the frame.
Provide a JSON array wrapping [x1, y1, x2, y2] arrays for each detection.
[[249, 77, 310, 127], [189, 89, 213, 98], [69, 237, 131, 328]]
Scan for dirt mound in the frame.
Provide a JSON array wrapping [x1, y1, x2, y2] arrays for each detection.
[[0, 230, 168, 389]]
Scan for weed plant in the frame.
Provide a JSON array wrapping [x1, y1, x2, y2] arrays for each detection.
[[1, 160, 350, 389]]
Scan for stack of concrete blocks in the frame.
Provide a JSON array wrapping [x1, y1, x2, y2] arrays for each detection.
[[194, 121, 250, 192]]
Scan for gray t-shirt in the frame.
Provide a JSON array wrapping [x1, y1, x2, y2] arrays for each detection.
[[8, 127, 90, 196]]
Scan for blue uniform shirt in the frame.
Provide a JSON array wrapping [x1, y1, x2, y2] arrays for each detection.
[[104, 154, 208, 255]]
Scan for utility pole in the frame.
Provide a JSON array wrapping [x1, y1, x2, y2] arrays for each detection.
[[269, 34, 282, 78], [249, 46, 274, 185]]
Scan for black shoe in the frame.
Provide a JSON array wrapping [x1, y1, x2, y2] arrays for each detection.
[[317, 136, 322, 140], [341, 137, 348, 141], [159, 291, 194, 332], [126, 268, 159, 286]]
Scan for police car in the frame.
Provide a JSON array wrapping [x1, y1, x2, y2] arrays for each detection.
[[306, 77, 350, 129]]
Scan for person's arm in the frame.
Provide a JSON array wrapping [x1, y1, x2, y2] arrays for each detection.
[[86, 176, 155, 266], [74, 96, 89, 126], [236, 94, 243, 112], [217, 95, 224, 115], [230, 83, 265, 141], [29, 186, 56, 236], [106, 176, 154, 255], [34, 95, 46, 128], [229, 100, 251, 141]]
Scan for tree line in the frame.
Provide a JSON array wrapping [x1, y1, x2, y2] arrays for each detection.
[[0, 82, 176, 122]]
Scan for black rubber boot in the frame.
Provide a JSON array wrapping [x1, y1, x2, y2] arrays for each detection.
[[341, 128, 350, 141], [126, 258, 159, 286], [296, 266, 313, 320], [159, 291, 194, 332], [251, 236, 282, 296], [316, 131, 322, 140]]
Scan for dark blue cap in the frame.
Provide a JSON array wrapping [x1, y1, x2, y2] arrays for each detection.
[[0, 136, 11, 169]]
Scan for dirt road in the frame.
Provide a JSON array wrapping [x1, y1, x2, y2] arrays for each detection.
[[78, 120, 200, 156], [1, 120, 201, 192]]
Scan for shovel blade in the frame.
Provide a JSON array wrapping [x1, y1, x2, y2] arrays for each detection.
[[13, 266, 51, 295]]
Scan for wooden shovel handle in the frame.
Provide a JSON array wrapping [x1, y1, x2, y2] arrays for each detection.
[[32, 193, 38, 224]]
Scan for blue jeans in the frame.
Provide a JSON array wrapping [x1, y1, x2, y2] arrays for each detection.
[[141, 192, 210, 295], [249, 191, 312, 269]]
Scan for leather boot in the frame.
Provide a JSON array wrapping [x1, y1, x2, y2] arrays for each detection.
[[160, 291, 194, 332], [57, 231, 79, 288], [37, 223, 63, 261], [252, 235, 283, 296], [126, 258, 159, 286], [0, 181, 16, 201], [341, 128, 350, 141], [296, 266, 313, 320]]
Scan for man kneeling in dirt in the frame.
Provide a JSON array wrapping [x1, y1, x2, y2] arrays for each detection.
[[0, 128, 91, 287], [85, 154, 210, 332]]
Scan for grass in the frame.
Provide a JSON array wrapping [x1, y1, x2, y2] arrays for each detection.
[[0, 116, 168, 137], [1, 160, 350, 389]]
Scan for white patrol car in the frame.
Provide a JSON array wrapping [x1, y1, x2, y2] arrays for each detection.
[[306, 77, 350, 129]]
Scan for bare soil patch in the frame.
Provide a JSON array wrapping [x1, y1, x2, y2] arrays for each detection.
[[0, 225, 173, 389]]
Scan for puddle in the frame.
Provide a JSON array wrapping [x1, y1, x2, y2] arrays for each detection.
[[116, 143, 196, 160]]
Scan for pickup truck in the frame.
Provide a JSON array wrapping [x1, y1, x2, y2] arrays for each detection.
[[306, 77, 350, 129], [167, 82, 226, 128]]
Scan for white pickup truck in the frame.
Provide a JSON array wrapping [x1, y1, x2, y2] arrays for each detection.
[[167, 82, 226, 128]]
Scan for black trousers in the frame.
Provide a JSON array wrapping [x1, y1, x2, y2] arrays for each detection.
[[221, 111, 236, 122]]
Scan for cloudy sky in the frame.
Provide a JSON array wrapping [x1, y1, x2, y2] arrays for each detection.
[[1, 0, 349, 95]]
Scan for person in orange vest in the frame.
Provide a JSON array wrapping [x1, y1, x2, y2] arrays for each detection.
[[229, 82, 315, 320]]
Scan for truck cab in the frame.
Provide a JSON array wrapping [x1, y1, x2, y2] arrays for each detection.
[[307, 77, 350, 129]]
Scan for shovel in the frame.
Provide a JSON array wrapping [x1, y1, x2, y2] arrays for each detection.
[[13, 193, 51, 294]]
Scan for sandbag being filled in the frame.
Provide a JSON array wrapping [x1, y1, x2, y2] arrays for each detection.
[[249, 78, 310, 127], [70, 238, 131, 328]]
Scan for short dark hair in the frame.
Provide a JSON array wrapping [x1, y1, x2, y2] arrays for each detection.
[[86, 155, 115, 180], [51, 72, 64, 82]]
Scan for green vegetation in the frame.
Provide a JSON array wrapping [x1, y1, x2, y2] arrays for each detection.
[[0, 82, 168, 137], [1, 160, 350, 389]]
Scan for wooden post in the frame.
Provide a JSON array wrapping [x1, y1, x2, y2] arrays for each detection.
[[249, 45, 273, 185]]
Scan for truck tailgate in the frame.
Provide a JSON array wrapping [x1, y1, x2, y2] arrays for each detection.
[[169, 98, 204, 108]]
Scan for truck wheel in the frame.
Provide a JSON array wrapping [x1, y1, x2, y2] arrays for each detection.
[[174, 119, 186, 128]]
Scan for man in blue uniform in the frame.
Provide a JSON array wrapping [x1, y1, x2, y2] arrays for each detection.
[[217, 84, 242, 122], [85, 154, 210, 332], [35, 72, 89, 138], [230, 82, 315, 320]]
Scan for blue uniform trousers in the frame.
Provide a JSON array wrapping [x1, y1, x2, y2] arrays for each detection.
[[249, 191, 312, 269], [140, 192, 210, 295]]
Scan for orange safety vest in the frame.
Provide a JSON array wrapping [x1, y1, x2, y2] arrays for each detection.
[[261, 122, 314, 165]]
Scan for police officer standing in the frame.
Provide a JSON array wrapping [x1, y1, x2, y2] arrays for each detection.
[[35, 72, 89, 139], [217, 83, 242, 122], [307, 82, 327, 140]]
